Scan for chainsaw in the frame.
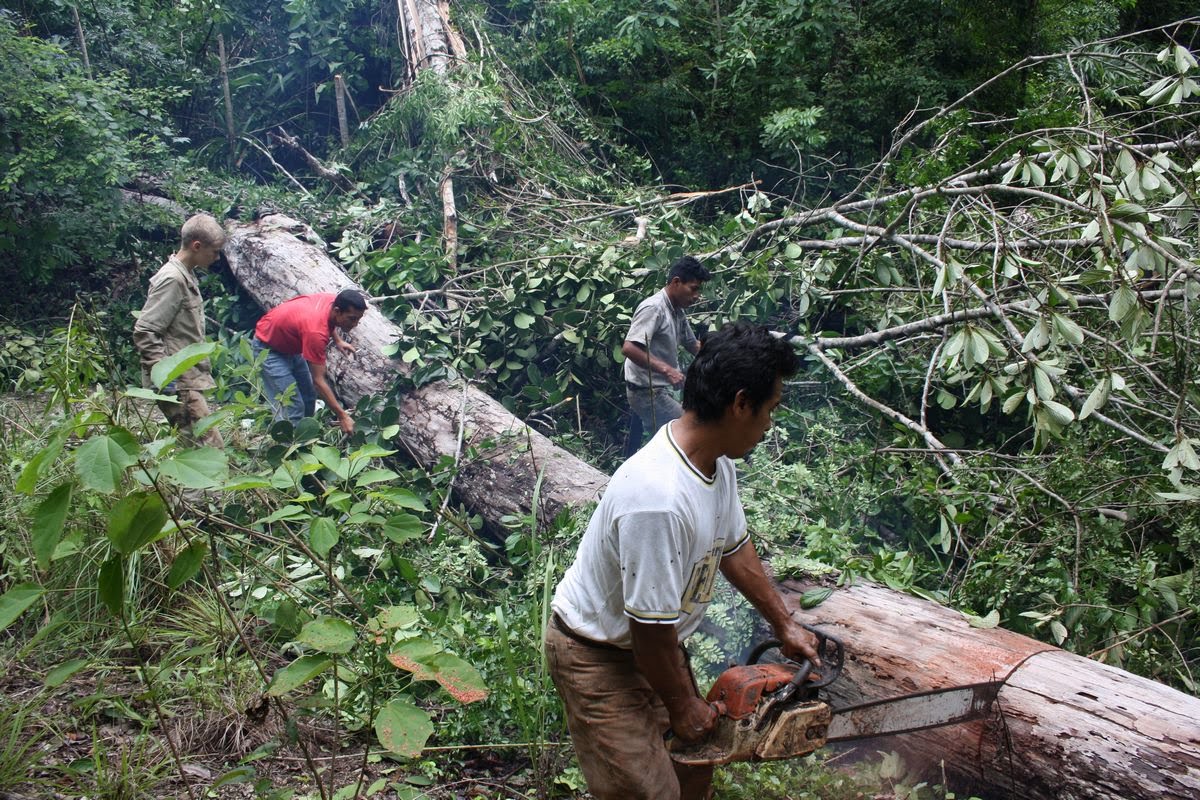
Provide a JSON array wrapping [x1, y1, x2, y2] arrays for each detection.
[[669, 626, 1002, 766]]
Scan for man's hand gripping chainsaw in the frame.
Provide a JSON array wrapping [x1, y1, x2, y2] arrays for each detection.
[[669, 625, 844, 766]]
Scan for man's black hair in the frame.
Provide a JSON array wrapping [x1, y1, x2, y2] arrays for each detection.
[[682, 323, 798, 422], [333, 289, 368, 311], [667, 255, 712, 284]]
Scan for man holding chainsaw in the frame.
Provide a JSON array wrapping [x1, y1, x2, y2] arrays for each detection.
[[546, 322, 821, 800]]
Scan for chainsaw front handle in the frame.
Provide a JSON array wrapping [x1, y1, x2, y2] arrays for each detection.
[[746, 624, 844, 689]]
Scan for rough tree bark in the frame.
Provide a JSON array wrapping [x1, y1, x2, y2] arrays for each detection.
[[222, 213, 1199, 799], [222, 214, 607, 528], [393, 0, 467, 268], [783, 578, 1200, 800]]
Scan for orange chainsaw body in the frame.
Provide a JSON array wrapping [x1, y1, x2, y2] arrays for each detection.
[[669, 663, 831, 766]]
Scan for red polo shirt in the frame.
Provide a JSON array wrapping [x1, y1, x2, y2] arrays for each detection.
[[254, 293, 336, 365]]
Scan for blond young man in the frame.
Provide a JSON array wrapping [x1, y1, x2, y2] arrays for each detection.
[[133, 213, 225, 447]]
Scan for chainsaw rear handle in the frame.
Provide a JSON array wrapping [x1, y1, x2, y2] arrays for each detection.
[[746, 624, 844, 689]]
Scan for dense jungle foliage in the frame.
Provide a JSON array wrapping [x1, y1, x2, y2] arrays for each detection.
[[1, 1, 1198, 798]]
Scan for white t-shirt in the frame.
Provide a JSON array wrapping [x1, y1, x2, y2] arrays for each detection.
[[552, 421, 749, 648]]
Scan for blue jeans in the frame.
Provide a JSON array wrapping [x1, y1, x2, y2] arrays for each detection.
[[253, 338, 316, 424]]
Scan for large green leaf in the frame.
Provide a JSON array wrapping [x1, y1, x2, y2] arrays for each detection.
[[75, 432, 139, 493], [422, 652, 489, 704], [0, 583, 44, 630], [355, 468, 400, 488], [298, 617, 357, 654], [150, 341, 218, 389], [107, 491, 168, 556], [97, 556, 125, 616], [16, 426, 70, 495], [123, 386, 178, 403], [157, 447, 229, 489], [309, 517, 339, 558], [267, 655, 333, 696], [45, 658, 89, 689], [368, 487, 428, 512], [376, 605, 420, 630], [259, 504, 309, 524], [312, 445, 349, 480], [374, 698, 434, 758], [167, 540, 208, 589], [31, 483, 73, 570], [383, 513, 424, 544], [386, 638, 440, 681]]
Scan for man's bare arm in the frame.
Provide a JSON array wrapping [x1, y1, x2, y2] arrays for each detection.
[[628, 619, 716, 743], [622, 340, 685, 387], [720, 540, 820, 664], [308, 361, 354, 434]]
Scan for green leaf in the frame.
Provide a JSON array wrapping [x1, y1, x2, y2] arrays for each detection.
[[32, 483, 73, 571], [1032, 365, 1055, 400], [167, 540, 208, 589], [1050, 620, 1068, 645], [107, 492, 168, 556], [75, 433, 139, 493], [312, 445, 349, 480], [309, 517, 339, 558], [97, 556, 125, 616], [267, 655, 333, 696], [17, 426, 70, 494], [298, 617, 357, 654], [158, 447, 228, 489], [513, 312, 535, 330], [212, 767, 257, 788], [123, 386, 179, 403], [423, 652, 489, 703], [0, 583, 44, 630], [374, 698, 434, 758], [387, 638, 440, 680], [1108, 285, 1138, 323], [259, 504, 309, 524], [383, 513, 424, 544], [355, 468, 400, 488], [45, 658, 88, 688], [150, 341, 218, 389], [369, 488, 428, 511], [377, 605, 420, 630], [221, 476, 272, 491], [964, 609, 1000, 629], [1041, 400, 1075, 427], [798, 587, 832, 609], [1079, 377, 1110, 420], [1050, 313, 1085, 346]]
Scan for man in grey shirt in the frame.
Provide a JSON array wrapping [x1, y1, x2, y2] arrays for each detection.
[[622, 255, 711, 450]]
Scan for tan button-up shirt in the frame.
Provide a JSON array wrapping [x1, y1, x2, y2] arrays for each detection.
[[132, 256, 215, 390]]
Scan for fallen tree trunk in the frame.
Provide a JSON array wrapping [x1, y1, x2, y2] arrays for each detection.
[[782, 578, 1200, 800], [222, 214, 607, 527]]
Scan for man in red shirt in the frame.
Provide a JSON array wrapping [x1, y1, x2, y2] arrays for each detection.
[[253, 289, 367, 434]]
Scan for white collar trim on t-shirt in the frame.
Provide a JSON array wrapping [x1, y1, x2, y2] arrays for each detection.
[[665, 421, 716, 486]]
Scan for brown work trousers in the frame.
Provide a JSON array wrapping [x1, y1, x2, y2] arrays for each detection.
[[158, 389, 224, 449], [544, 623, 714, 800]]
